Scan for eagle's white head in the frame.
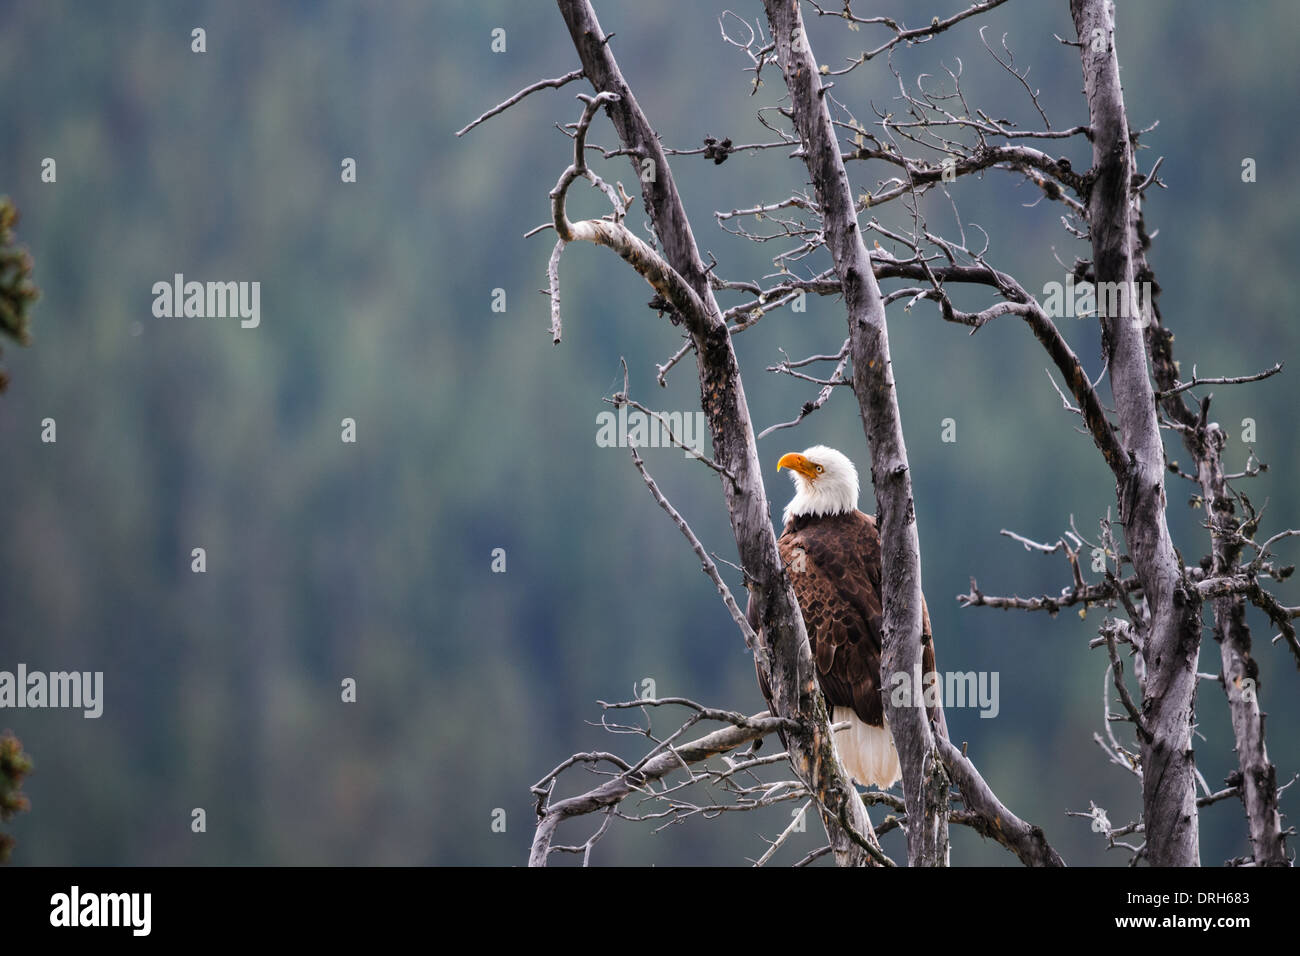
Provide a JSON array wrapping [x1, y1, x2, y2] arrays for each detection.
[[777, 445, 860, 526]]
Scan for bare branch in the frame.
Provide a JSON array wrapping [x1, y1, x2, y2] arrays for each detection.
[[456, 68, 585, 137], [628, 447, 759, 655], [805, 0, 1012, 69], [1154, 362, 1283, 399], [530, 706, 793, 866], [758, 343, 851, 439], [753, 799, 812, 866], [546, 239, 566, 344], [958, 573, 1141, 614], [1103, 620, 1150, 742], [936, 736, 1065, 866]]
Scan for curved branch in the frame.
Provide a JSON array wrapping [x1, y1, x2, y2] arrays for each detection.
[[456, 68, 585, 137], [937, 736, 1066, 866]]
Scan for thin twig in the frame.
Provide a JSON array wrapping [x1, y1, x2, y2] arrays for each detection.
[[457, 69, 585, 137], [629, 447, 760, 656]]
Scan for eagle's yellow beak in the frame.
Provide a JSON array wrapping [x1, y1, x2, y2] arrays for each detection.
[[777, 452, 820, 480]]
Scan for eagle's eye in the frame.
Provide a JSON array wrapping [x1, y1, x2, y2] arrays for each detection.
[[815, 464, 824, 474]]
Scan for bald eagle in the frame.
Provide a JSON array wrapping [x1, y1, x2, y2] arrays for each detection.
[[748, 445, 945, 789]]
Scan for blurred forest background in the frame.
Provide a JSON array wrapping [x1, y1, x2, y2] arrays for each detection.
[[0, 0, 1296, 866]]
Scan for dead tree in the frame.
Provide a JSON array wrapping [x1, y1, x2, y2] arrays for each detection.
[[462, 0, 1295, 866]]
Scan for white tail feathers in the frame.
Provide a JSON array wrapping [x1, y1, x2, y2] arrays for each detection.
[[831, 706, 901, 789]]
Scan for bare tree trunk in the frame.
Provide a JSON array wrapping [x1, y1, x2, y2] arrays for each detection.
[[1139, 223, 1289, 865], [762, 0, 949, 866], [1071, 0, 1200, 866], [556, 0, 883, 867], [1215, 601, 1287, 864]]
